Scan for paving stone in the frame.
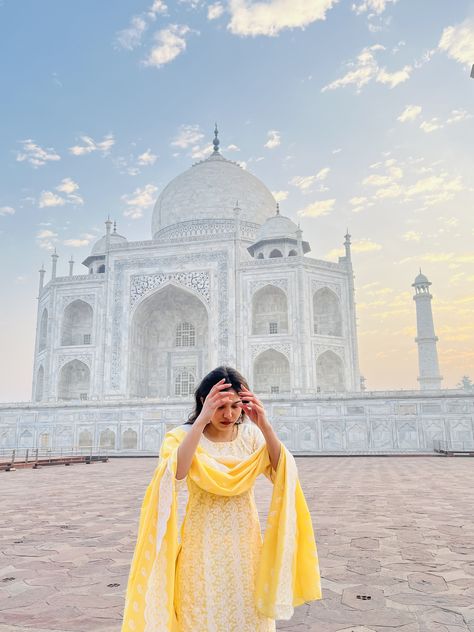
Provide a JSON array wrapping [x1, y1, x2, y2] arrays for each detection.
[[0, 456, 473, 631]]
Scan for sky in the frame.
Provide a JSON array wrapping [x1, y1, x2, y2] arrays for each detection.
[[0, 0, 473, 402]]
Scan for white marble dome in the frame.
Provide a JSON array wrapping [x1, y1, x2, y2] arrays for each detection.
[[256, 212, 298, 241], [151, 152, 276, 238], [91, 230, 127, 255]]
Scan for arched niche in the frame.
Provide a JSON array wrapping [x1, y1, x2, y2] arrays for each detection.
[[252, 285, 288, 335], [58, 360, 90, 401], [316, 351, 345, 392], [313, 288, 342, 337], [57, 429, 73, 448], [253, 349, 290, 394], [61, 300, 93, 346], [144, 427, 161, 452], [128, 284, 208, 398], [19, 429, 33, 447], [269, 249, 283, 258], [122, 428, 138, 449], [39, 432, 51, 449], [288, 249, 298, 257], [257, 253, 264, 259], [35, 366, 44, 402], [39, 309, 48, 351], [99, 428, 116, 450], [79, 429, 93, 448]]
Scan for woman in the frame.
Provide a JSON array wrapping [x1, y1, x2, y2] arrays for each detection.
[[122, 366, 321, 632]]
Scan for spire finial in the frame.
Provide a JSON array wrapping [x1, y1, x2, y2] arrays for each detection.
[[213, 123, 220, 153], [276, 202, 280, 215], [113, 221, 117, 234]]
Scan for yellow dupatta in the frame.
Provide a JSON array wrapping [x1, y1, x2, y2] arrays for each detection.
[[121, 426, 321, 632]]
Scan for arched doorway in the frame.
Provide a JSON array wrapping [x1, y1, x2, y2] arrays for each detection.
[[61, 300, 93, 346], [316, 351, 345, 392], [313, 288, 342, 336], [252, 285, 288, 335], [253, 349, 290, 394], [128, 285, 208, 398], [58, 360, 90, 400]]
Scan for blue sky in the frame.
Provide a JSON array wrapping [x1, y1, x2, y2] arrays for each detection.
[[1, 0, 473, 401]]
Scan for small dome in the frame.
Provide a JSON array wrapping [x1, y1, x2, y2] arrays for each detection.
[[413, 271, 430, 285], [256, 213, 298, 242], [151, 152, 276, 238], [91, 230, 127, 255]]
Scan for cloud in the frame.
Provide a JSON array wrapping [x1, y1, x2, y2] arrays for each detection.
[[148, 0, 168, 17], [38, 179, 84, 208], [326, 237, 382, 259], [351, 0, 397, 15], [208, 2, 224, 19], [322, 44, 411, 92], [227, 0, 337, 37], [447, 109, 473, 125], [16, 139, 61, 168], [402, 230, 421, 242], [225, 143, 240, 152], [419, 118, 443, 133], [264, 130, 281, 149], [116, 16, 148, 50], [0, 206, 15, 216], [297, 198, 336, 217], [171, 124, 205, 148], [63, 234, 95, 248], [439, 18, 474, 67], [69, 134, 115, 156], [290, 167, 330, 192], [190, 144, 213, 160], [137, 148, 158, 165], [39, 191, 66, 208], [36, 229, 58, 250], [122, 183, 158, 219], [398, 104, 422, 122], [143, 24, 192, 68], [272, 190, 289, 202], [56, 177, 79, 195]]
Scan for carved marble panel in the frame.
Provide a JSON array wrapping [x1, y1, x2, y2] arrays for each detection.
[[311, 279, 342, 299], [130, 271, 210, 308], [250, 343, 291, 360]]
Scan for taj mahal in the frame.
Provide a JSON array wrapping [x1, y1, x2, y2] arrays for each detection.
[[1, 129, 473, 454]]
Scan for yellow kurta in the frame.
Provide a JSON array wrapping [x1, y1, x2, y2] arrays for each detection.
[[175, 422, 275, 631], [121, 421, 321, 632]]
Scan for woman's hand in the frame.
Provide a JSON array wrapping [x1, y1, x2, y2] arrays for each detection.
[[238, 385, 269, 430], [196, 378, 235, 427]]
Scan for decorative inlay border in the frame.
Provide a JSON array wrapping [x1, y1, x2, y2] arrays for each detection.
[[249, 278, 288, 294], [311, 279, 342, 299], [56, 354, 93, 371], [130, 271, 210, 308], [251, 343, 291, 360]]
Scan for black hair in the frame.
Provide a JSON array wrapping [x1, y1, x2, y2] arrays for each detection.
[[186, 365, 250, 424]]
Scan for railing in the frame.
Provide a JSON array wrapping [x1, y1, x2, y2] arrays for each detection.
[[434, 440, 474, 453], [0, 446, 109, 469]]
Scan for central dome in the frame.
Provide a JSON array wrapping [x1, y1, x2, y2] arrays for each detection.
[[151, 151, 276, 239]]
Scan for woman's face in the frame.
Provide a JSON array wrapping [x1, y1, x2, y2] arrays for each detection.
[[207, 388, 243, 430]]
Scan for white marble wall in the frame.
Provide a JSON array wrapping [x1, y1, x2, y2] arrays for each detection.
[[1, 391, 473, 455]]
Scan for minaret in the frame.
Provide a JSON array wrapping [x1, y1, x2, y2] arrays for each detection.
[[38, 264, 46, 293], [412, 270, 442, 390], [68, 256, 74, 277], [51, 249, 59, 279]]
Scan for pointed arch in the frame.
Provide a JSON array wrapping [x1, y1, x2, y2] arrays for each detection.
[[122, 428, 138, 449], [39, 309, 48, 351], [313, 287, 342, 337], [58, 360, 90, 400], [128, 284, 208, 398], [269, 249, 283, 258], [253, 348, 290, 393], [316, 350, 345, 392], [61, 300, 93, 346], [79, 429, 93, 448], [99, 428, 116, 450], [252, 285, 288, 335], [35, 365, 44, 402]]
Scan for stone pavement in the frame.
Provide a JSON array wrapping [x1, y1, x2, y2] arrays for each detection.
[[1, 456, 474, 632]]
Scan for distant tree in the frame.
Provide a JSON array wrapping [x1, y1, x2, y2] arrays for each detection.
[[457, 376, 474, 392]]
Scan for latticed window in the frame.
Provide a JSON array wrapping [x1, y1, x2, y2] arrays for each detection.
[[175, 322, 196, 347], [83, 334, 91, 345], [269, 322, 278, 334], [80, 392, 88, 401], [175, 370, 195, 396], [271, 386, 280, 394]]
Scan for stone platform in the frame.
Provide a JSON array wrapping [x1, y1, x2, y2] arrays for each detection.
[[1, 456, 474, 632]]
